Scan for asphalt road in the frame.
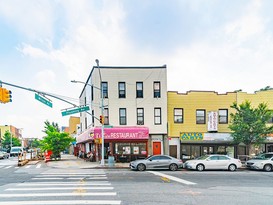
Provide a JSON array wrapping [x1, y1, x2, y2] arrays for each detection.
[[0, 157, 273, 205]]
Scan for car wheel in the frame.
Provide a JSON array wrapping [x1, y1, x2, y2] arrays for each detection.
[[196, 164, 205, 171], [263, 164, 272, 172], [169, 163, 178, 171], [228, 164, 237, 171], [137, 163, 146, 171]]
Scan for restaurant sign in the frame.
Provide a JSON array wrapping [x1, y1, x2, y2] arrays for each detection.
[[180, 133, 204, 141]]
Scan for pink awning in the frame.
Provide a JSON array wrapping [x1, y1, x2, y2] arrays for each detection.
[[76, 127, 94, 144], [94, 126, 149, 140]]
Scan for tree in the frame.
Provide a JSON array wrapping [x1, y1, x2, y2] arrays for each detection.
[[1, 131, 21, 150], [40, 121, 74, 160], [229, 100, 273, 154]]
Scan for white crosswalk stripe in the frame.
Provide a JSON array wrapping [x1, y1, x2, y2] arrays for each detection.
[[0, 171, 121, 205], [0, 164, 43, 169]]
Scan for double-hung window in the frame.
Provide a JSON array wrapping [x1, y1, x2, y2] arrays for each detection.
[[154, 81, 161, 98], [118, 82, 126, 98], [119, 108, 127, 125], [137, 108, 144, 125], [174, 108, 183, 123], [101, 82, 108, 98], [154, 108, 162, 125], [136, 82, 143, 98], [196, 109, 206, 124], [219, 109, 228, 124], [104, 108, 109, 125]]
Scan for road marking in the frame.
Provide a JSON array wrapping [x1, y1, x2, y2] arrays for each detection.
[[3, 166, 12, 169], [6, 187, 114, 191], [148, 171, 196, 185], [16, 182, 111, 186], [39, 174, 106, 177], [24, 165, 31, 169], [0, 192, 117, 197], [0, 200, 121, 205], [36, 164, 41, 168]]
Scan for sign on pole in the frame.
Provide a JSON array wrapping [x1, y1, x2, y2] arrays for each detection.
[[35, 93, 52, 108], [61, 106, 90, 116]]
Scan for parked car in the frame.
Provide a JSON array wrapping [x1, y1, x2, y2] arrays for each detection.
[[246, 152, 273, 172], [9, 147, 23, 157], [184, 154, 242, 171], [0, 151, 9, 159], [129, 155, 183, 171]]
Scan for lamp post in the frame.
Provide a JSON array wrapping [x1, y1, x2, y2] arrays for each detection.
[[95, 59, 105, 166]]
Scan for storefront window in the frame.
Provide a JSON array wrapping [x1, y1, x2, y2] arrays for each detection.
[[114, 143, 146, 155]]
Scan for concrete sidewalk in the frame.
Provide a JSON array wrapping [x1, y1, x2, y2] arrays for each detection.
[[44, 154, 130, 169]]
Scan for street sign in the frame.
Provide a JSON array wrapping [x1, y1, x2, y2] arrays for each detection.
[[61, 106, 90, 116], [35, 93, 52, 108]]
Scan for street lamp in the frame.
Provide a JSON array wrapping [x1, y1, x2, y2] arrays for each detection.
[[95, 59, 105, 166]]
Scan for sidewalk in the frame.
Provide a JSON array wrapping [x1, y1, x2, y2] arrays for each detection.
[[45, 154, 130, 169]]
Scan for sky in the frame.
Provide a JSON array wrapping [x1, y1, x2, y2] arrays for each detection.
[[1, 0, 273, 139]]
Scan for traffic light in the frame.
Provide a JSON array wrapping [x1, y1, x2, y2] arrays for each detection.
[[0, 88, 3, 103], [1, 88, 12, 103], [100, 115, 104, 124]]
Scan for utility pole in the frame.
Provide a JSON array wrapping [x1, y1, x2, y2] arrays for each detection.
[[96, 59, 105, 166]]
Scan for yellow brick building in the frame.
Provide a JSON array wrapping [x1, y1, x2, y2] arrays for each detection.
[[168, 90, 273, 160]]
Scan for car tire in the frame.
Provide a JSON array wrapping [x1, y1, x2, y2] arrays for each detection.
[[263, 164, 272, 172], [228, 164, 237, 171], [196, 164, 205, 171], [137, 163, 146, 171], [169, 163, 178, 171]]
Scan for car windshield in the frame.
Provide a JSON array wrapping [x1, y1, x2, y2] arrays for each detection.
[[11, 148, 21, 152], [253, 154, 273, 160]]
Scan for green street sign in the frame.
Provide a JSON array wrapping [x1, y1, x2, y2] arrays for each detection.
[[62, 106, 90, 116], [35, 93, 52, 108]]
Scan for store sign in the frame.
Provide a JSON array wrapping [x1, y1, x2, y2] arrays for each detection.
[[94, 127, 149, 140], [208, 111, 218, 131], [180, 133, 204, 141]]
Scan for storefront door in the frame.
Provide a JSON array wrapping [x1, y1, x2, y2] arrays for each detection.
[[202, 146, 214, 155], [153, 142, 161, 155]]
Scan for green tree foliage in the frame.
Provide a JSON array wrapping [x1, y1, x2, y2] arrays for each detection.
[[2, 131, 21, 149], [229, 101, 273, 153], [40, 121, 74, 160]]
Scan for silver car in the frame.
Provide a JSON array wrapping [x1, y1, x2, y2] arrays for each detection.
[[184, 154, 242, 171], [0, 151, 9, 159], [130, 155, 183, 171], [246, 152, 273, 172]]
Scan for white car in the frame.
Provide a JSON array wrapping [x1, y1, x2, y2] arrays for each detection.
[[246, 152, 273, 172], [184, 154, 242, 171], [0, 151, 9, 159]]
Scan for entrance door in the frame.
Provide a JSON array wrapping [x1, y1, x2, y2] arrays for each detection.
[[153, 142, 161, 155], [169, 145, 177, 158], [202, 146, 214, 155]]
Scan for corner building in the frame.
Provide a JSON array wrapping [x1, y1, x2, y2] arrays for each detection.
[[76, 65, 168, 162]]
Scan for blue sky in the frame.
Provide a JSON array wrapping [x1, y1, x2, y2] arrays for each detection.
[[1, 0, 273, 139]]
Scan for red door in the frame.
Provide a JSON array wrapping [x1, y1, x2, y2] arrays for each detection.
[[153, 142, 161, 155]]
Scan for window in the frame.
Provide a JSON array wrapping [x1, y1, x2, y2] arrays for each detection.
[[136, 82, 143, 98], [154, 82, 161, 98], [119, 108, 127, 125], [101, 82, 108, 98], [104, 108, 109, 125], [196, 109, 206, 124], [137, 108, 144, 125], [174, 108, 183, 123], [154, 108, 162, 125], [91, 85, 94, 101], [92, 110, 94, 125], [118, 82, 126, 98], [219, 109, 228, 124]]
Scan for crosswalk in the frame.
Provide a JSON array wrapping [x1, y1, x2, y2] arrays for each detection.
[[0, 164, 43, 169], [0, 170, 121, 205]]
